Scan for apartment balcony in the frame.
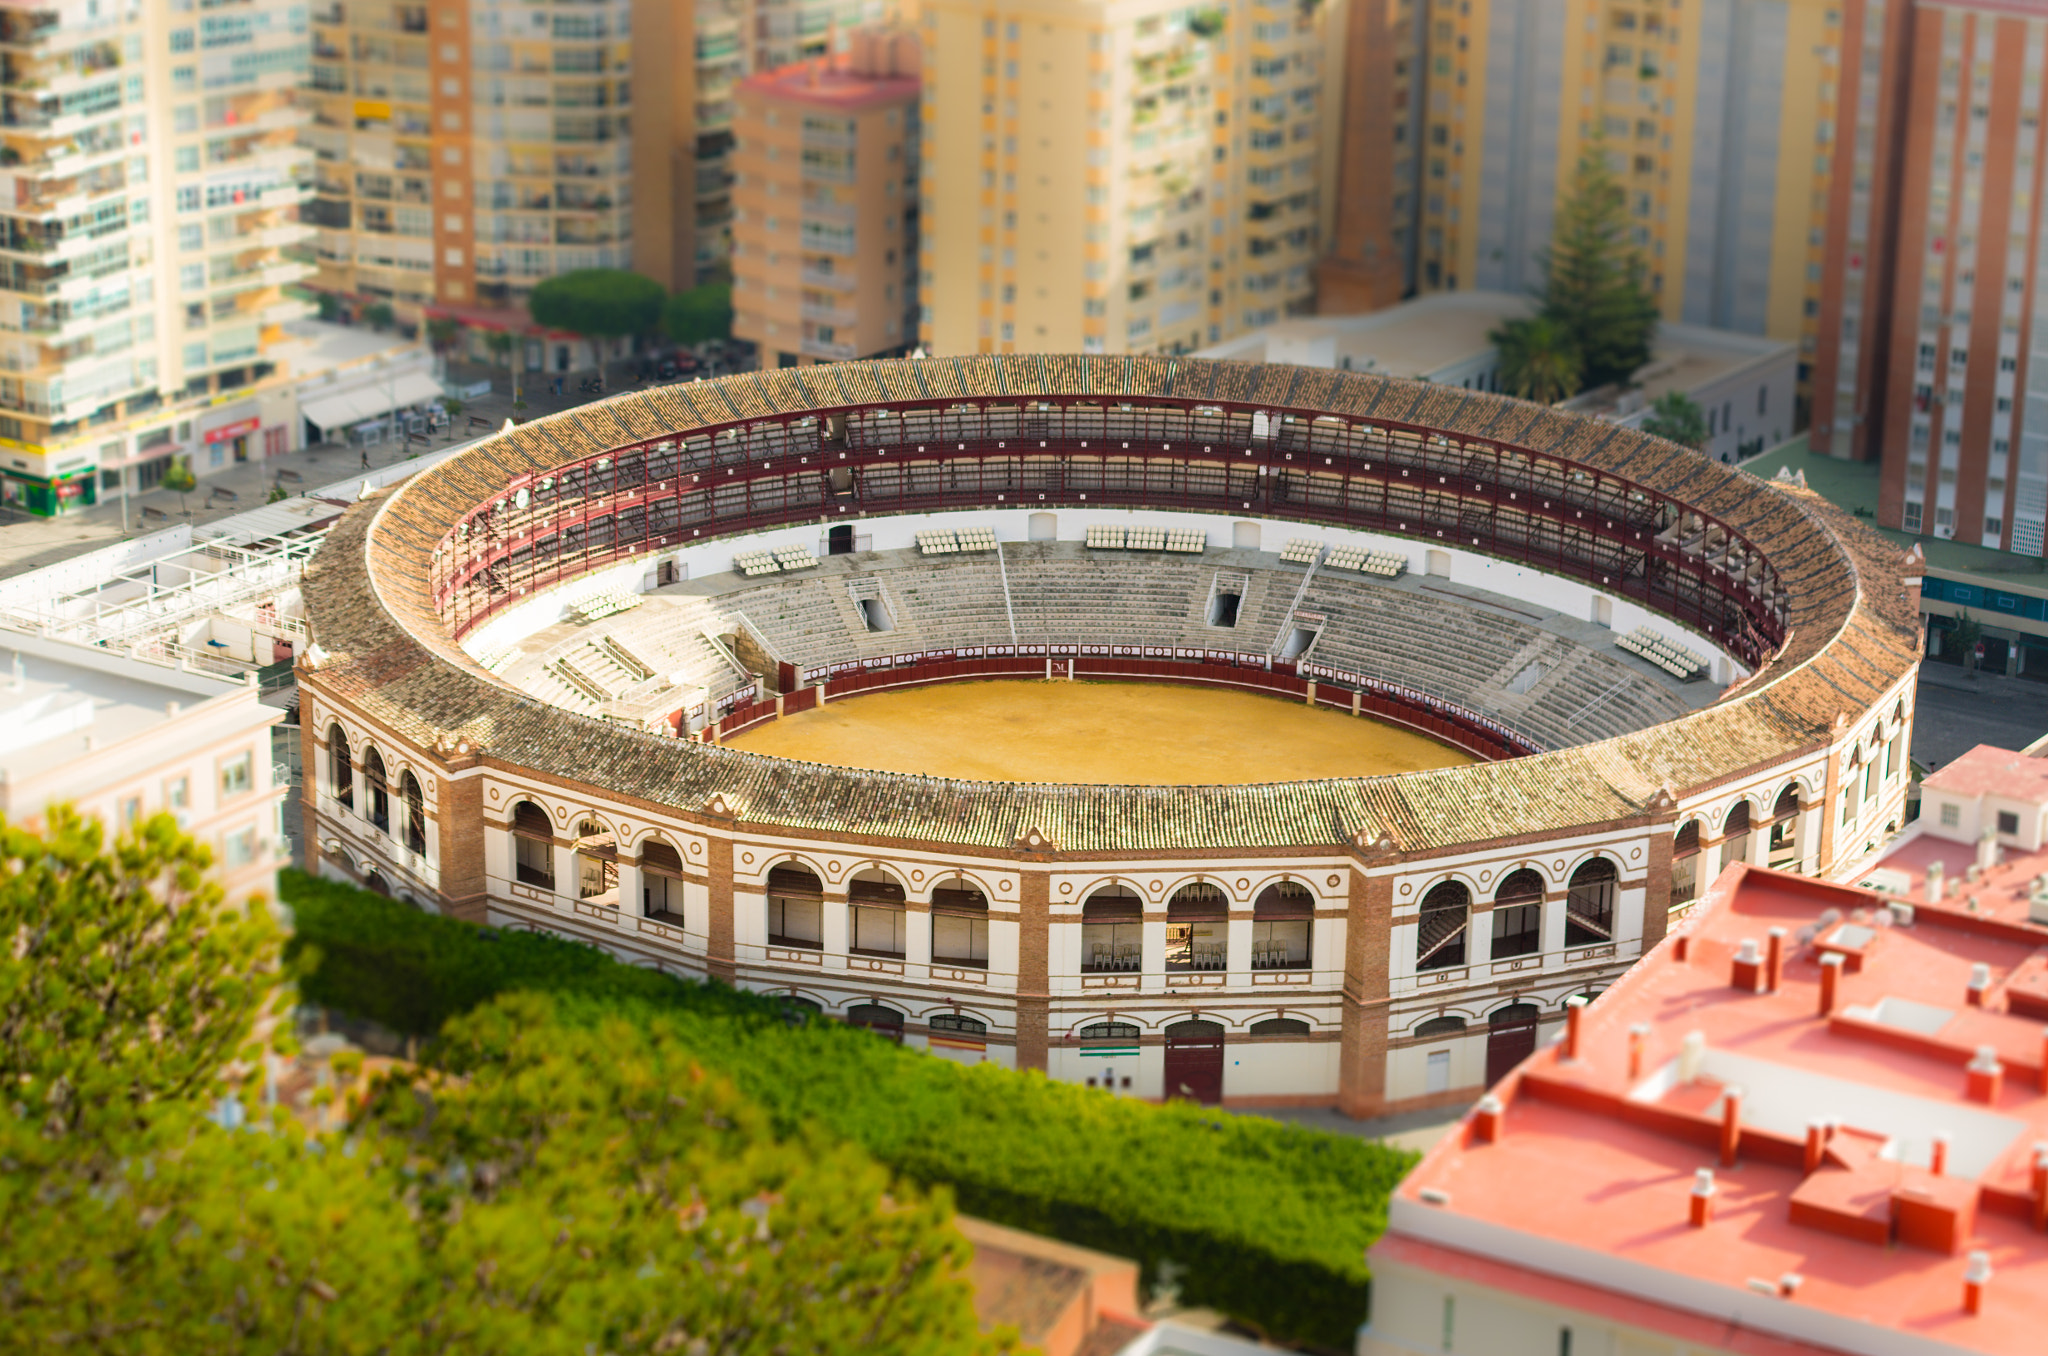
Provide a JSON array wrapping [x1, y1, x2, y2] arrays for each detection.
[[799, 266, 856, 293], [800, 336, 858, 361]]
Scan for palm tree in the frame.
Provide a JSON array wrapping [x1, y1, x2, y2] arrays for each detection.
[[1492, 315, 1583, 406]]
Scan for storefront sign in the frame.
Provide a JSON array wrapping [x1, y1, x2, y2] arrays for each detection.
[[204, 417, 261, 445]]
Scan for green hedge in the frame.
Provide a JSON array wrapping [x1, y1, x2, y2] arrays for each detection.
[[281, 871, 1414, 1349]]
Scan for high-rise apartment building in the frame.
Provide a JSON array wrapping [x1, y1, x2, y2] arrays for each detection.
[[303, 0, 700, 326], [1318, 0, 1422, 311], [730, 30, 920, 366], [0, 0, 314, 516], [1392, 0, 1844, 405], [1870, 2, 2048, 554], [919, 0, 1337, 356]]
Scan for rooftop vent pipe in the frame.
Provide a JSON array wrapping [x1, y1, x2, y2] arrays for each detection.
[[1689, 1168, 1716, 1228]]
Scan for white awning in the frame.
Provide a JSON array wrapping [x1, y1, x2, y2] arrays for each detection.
[[300, 371, 446, 432]]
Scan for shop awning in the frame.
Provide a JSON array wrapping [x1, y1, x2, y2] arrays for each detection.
[[300, 371, 446, 431]]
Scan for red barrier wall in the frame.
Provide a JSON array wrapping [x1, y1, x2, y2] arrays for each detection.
[[704, 654, 1528, 762]]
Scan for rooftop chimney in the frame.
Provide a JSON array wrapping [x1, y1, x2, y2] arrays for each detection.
[[1819, 952, 1844, 1016], [1967, 963, 1992, 1008], [1964, 1251, 1992, 1316], [1927, 860, 1944, 899], [1627, 1022, 1651, 1080], [1966, 1046, 2004, 1105], [1719, 1085, 1745, 1167], [1930, 1131, 1951, 1176], [1765, 927, 1786, 993], [1689, 1168, 1716, 1228], [1804, 1120, 1826, 1174], [1562, 995, 1587, 1061], [1471, 1094, 1503, 1144], [1978, 830, 2001, 875], [1732, 938, 1763, 993]]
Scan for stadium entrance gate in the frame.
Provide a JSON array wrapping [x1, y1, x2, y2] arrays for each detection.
[[1164, 1020, 1225, 1104]]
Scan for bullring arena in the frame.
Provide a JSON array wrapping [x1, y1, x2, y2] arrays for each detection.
[[298, 355, 1923, 1116]]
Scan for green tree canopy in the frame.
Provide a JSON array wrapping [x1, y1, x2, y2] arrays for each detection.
[[1537, 138, 1660, 392], [1640, 390, 1708, 449], [1491, 315, 1583, 406], [662, 282, 734, 346], [529, 269, 667, 339], [0, 814, 1009, 1356]]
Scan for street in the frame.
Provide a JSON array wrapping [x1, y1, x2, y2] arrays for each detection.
[[1909, 661, 2048, 768]]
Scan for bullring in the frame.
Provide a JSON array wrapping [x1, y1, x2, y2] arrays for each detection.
[[297, 354, 1922, 1116]]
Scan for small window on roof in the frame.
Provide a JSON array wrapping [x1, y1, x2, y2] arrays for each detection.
[[1940, 802, 1960, 828], [1998, 810, 2020, 835]]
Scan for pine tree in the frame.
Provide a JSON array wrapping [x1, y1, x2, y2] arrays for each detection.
[[1538, 138, 1660, 391], [1640, 391, 1709, 449]]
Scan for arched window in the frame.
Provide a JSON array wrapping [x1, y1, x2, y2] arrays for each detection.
[[363, 747, 389, 833], [777, 994, 823, 1025], [1253, 881, 1312, 969], [1769, 785, 1802, 864], [1166, 881, 1227, 971], [1082, 885, 1142, 973], [1564, 858, 1617, 946], [1723, 800, 1752, 864], [1250, 1016, 1311, 1037], [641, 839, 683, 918], [931, 875, 989, 968], [1415, 1015, 1468, 1039], [1079, 1020, 1141, 1043], [847, 1003, 904, 1042], [400, 770, 426, 854], [573, 819, 616, 901], [328, 724, 353, 811], [929, 1013, 987, 1036], [1670, 819, 1701, 910], [1416, 881, 1470, 970], [1166, 1018, 1224, 1041], [768, 863, 824, 950], [850, 869, 907, 958], [1489, 869, 1544, 959], [511, 800, 553, 888]]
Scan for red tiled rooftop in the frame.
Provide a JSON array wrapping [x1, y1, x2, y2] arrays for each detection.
[[739, 60, 919, 112], [1922, 745, 2048, 803], [1382, 863, 2048, 1356]]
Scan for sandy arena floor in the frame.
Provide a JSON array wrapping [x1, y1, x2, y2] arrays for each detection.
[[726, 680, 1476, 784]]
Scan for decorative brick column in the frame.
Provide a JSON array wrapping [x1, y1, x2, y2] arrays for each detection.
[[1014, 868, 1052, 1072], [702, 814, 737, 982], [436, 763, 486, 922], [1339, 841, 1395, 1119], [1641, 790, 1677, 951]]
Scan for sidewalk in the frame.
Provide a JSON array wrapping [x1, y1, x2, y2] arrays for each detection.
[[0, 433, 465, 580], [1229, 1099, 1471, 1155]]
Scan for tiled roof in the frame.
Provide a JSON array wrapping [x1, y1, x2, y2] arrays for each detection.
[[301, 357, 1922, 855]]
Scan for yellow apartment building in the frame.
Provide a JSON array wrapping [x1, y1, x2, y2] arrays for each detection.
[[730, 29, 922, 366], [919, 0, 1340, 356], [1411, 0, 1844, 405]]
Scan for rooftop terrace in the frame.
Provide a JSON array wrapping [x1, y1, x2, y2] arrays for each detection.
[[1383, 861, 2048, 1356]]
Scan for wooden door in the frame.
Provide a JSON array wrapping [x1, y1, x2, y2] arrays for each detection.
[[1485, 1004, 1540, 1084], [1164, 1020, 1225, 1104]]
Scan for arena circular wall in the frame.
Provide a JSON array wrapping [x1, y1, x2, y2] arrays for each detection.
[[297, 355, 1923, 1117]]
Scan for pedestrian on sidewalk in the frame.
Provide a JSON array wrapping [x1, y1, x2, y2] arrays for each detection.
[[359, 446, 370, 469]]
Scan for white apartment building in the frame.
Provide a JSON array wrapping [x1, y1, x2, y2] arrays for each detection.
[[0, 0, 313, 517], [0, 632, 287, 905], [919, 0, 1338, 357]]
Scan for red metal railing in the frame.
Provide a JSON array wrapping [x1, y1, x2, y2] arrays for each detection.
[[698, 649, 1538, 763]]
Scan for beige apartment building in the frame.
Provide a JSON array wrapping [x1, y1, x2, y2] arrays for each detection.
[[919, 0, 1339, 356], [0, 634, 288, 907], [303, 0, 706, 327], [0, 0, 313, 516], [730, 30, 920, 366]]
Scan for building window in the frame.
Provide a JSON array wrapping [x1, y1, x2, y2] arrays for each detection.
[[1999, 810, 2020, 835], [1251, 1017, 1312, 1037], [401, 771, 427, 854], [328, 724, 353, 810], [223, 826, 255, 867], [640, 840, 683, 917], [1082, 885, 1142, 972], [1564, 859, 1617, 946], [120, 795, 142, 827], [1416, 881, 1470, 970], [849, 871, 907, 958], [573, 820, 614, 899], [1490, 869, 1544, 957], [930, 1012, 987, 1037], [1165, 882, 1227, 970], [511, 800, 554, 888], [1252, 880, 1312, 968], [767, 863, 824, 949], [362, 747, 389, 832], [1670, 820, 1700, 909], [219, 751, 252, 798], [931, 876, 989, 967], [166, 776, 189, 810]]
